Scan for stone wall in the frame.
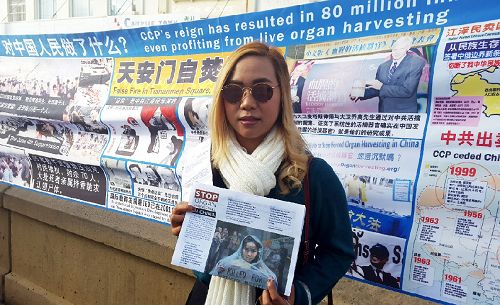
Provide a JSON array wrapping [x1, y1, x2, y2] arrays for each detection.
[[0, 185, 437, 305]]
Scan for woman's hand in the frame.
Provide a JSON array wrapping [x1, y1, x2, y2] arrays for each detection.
[[170, 201, 195, 236], [260, 279, 295, 305]]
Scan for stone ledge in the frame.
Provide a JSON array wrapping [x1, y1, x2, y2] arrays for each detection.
[[0, 184, 10, 207], [0, 184, 12, 303], [3, 186, 190, 277], [8, 212, 195, 305], [0, 207, 9, 276], [5, 273, 74, 305]]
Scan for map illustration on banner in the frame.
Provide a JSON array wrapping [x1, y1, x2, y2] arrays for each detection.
[[403, 21, 499, 305], [0, 0, 498, 304]]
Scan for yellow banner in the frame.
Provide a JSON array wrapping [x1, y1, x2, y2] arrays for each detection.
[[111, 52, 229, 97]]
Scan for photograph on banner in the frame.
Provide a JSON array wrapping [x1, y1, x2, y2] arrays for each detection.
[[126, 161, 180, 205], [287, 50, 431, 114], [0, 57, 111, 132], [109, 53, 226, 100], [0, 145, 32, 187], [345, 187, 413, 239], [101, 103, 184, 166], [16, 119, 74, 155], [0, 115, 107, 166], [306, 134, 420, 217], [140, 104, 184, 157], [63, 58, 112, 133], [102, 157, 132, 195], [66, 131, 108, 165], [29, 154, 107, 205], [349, 228, 405, 290], [175, 96, 212, 189], [286, 31, 435, 115], [178, 96, 211, 141], [0, 57, 80, 120], [0, 116, 29, 140], [403, 19, 500, 305], [205, 221, 294, 294]]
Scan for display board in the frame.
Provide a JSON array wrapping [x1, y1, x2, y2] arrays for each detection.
[[0, 1, 498, 304]]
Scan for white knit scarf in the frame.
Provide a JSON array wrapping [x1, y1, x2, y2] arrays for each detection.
[[205, 128, 285, 305]]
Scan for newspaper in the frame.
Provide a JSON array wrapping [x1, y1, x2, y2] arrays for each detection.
[[171, 183, 306, 296]]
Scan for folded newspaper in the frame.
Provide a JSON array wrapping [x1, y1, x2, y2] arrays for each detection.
[[171, 183, 306, 296]]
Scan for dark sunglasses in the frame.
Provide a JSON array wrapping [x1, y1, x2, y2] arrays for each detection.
[[221, 83, 279, 103]]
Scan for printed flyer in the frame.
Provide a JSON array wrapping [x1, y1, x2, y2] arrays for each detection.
[[171, 184, 305, 296]]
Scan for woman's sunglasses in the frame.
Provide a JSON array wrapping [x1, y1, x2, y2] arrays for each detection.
[[221, 83, 279, 104]]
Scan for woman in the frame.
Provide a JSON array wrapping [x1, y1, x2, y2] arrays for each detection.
[[212, 235, 277, 289], [171, 41, 354, 305]]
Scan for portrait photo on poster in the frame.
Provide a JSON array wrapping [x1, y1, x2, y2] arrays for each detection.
[[287, 35, 433, 114], [349, 228, 404, 290]]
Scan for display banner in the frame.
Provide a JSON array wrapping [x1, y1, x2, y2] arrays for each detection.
[[0, 1, 498, 304]]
